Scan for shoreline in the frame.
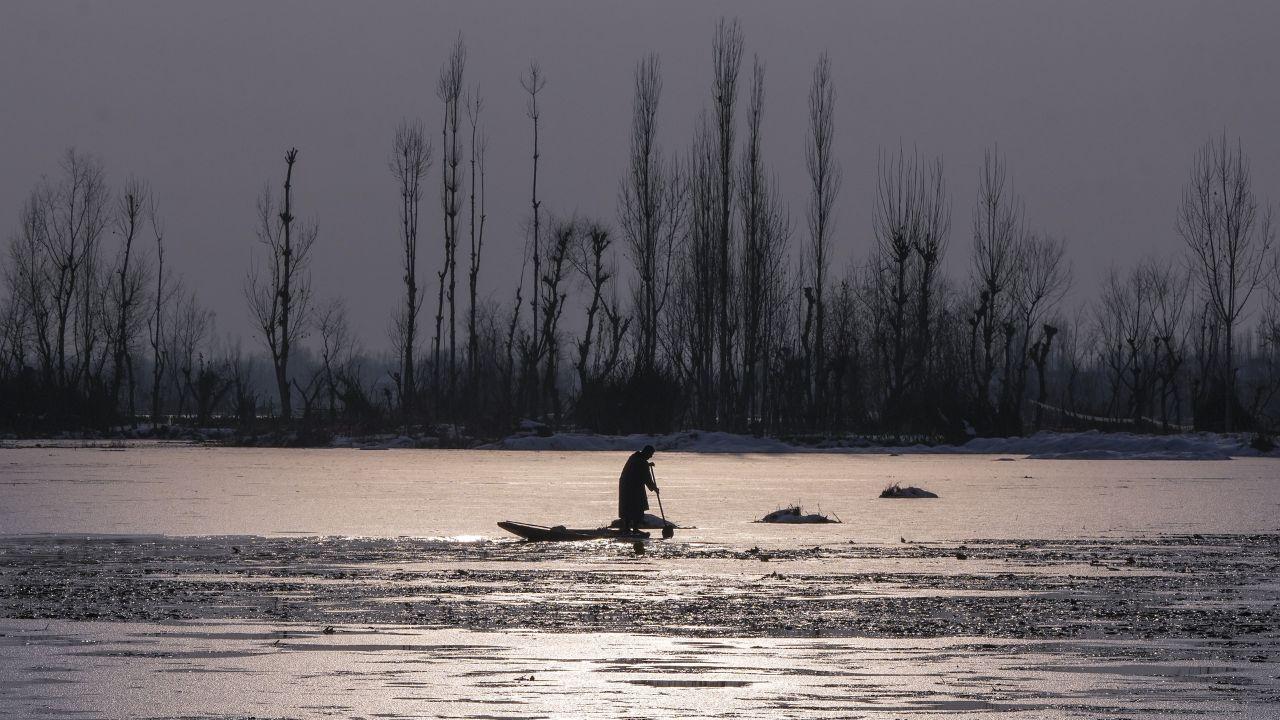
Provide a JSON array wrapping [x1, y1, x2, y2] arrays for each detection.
[[2, 428, 1274, 460]]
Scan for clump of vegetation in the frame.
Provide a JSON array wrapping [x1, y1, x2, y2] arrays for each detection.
[[758, 505, 840, 523], [880, 483, 939, 499]]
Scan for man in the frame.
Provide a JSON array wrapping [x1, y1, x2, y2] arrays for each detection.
[[617, 445, 659, 533]]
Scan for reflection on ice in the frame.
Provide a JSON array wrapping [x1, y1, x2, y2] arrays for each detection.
[[1, 621, 1275, 719]]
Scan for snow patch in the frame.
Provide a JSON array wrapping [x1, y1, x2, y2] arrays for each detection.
[[480, 430, 795, 453]]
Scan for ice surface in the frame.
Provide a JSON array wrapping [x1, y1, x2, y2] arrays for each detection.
[[3, 445, 1279, 718], [3, 446, 1278, 539], [2, 620, 1274, 719]]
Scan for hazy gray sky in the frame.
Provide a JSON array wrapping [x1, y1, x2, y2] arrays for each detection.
[[3, 1, 1278, 349]]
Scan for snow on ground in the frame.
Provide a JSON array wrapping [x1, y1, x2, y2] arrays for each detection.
[[480, 430, 796, 453], [481, 428, 1265, 460], [955, 431, 1243, 460]]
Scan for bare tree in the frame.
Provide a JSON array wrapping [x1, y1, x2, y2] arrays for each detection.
[[872, 147, 950, 418], [246, 148, 316, 422], [170, 288, 214, 421], [109, 178, 150, 419], [1012, 233, 1070, 429], [1146, 257, 1191, 428], [466, 90, 488, 394], [737, 55, 791, 430], [619, 53, 685, 375], [1101, 264, 1155, 424], [539, 217, 575, 422], [969, 147, 1022, 418], [148, 206, 171, 424], [38, 149, 109, 390], [1177, 134, 1274, 431], [8, 193, 55, 385], [389, 119, 432, 417], [683, 116, 720, 427], [520, 60, 547, 415], [434, 37, 466, 407], [315, 298, 355, 422], [805, 51, 840, 424], [712, 18, 744, 424], [573, 220, 628, 390]]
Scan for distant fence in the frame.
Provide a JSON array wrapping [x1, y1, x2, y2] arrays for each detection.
[[1031, 400, 1193, 433]]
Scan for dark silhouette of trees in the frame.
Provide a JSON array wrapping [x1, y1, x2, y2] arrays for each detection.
[[247, 148, 316, 422], [968, 148, 1022, 428], [871, 147, 950, 428], [435, 37, 467, 411], [681, 117, 720, 428], [539, 217, 575, 423], [712, 19, 744, 425], [619, 54, 684, 377], [1177, 134, 1273, 432], [109, 179, 150, 421], [6, 22, 1280, 443], [148, 206, 170, 424], [40, 150, 109, 392], [520, 60, 547, 418], [466, 90, 488, 401], [390, 119, 432, 418], [737, 55, 790, 432], [805, 51, 840, 427], [573, 221, 628, 391]]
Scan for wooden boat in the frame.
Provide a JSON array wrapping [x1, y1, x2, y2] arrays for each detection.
[[497, 521, 651, 542]]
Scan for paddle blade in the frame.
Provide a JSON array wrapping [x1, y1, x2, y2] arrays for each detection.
[[662, 525, 675, 539]]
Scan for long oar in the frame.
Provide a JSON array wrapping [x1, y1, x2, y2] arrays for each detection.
[[650, 464, 674, 539]]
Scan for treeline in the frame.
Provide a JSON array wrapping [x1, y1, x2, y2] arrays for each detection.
[[2, 22, 1278, 441]]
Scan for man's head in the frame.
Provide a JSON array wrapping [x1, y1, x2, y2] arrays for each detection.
[[641, 445, 655, 459]]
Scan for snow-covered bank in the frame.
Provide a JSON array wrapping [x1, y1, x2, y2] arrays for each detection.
[[480, 429, 1272, 460], [479, 430, 796, 453]]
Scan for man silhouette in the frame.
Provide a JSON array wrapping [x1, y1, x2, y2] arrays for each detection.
[[617, 445, 659, 533]]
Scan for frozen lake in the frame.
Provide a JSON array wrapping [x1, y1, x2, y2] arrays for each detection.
[[1, 444, 1278, 718], [2, 444, 1278, 539]]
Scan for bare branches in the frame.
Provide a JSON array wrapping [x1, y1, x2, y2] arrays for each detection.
[[435, 36, 467, 408], [737, 54, 791, 429], [108, 177, 151, 417], [390, 118, 432, 416], [871, 147, 950, 416], [619, 53, 686, 375], [969, 147, 1022, 409], [1177, 134, 1274, 430], [148, 201, 170, 423], [246, 148, 315, 421], [38, 149, 109, 389], [573, 221, 626, 390], [520, 61, 546, 122], [466, 88, 487, 397], [520, 60, 547, 417], [539, 216, 576, 422], [805, 50, 840, 421], [712, 18, 744, 422]]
